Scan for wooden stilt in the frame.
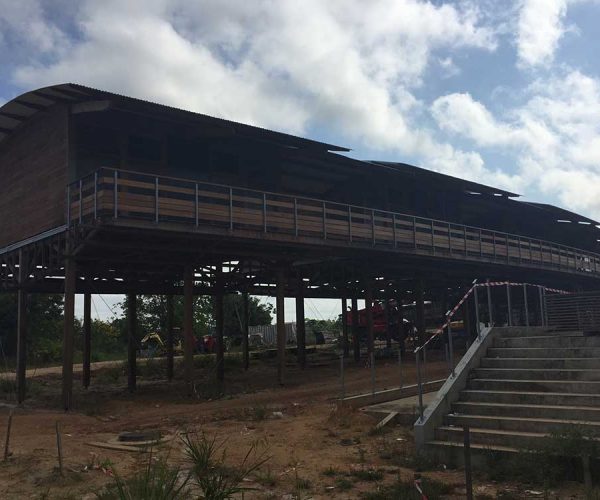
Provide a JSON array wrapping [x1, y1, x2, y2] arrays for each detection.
[[341, 296, 349, 357], [296, 282, 306, 369], [127, 293, 137, 393], [16, 249, 28, 405], [242, 292, 249, 371], [415, 278, 425, 347], [82, 292, 91, 389], [183, 266, 194, 396], [365, 279, 374, 354], [62, 257, 76, 411], [215, 267, 225, 383], [351, 297, 360, 362], [166, 295, 174, 381], [276, 268, 286, 384]]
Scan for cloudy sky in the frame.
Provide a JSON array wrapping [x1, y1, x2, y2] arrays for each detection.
[[2, 0, 600, 320]]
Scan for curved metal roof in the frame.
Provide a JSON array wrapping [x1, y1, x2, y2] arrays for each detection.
[[0, 83, 350, 152]]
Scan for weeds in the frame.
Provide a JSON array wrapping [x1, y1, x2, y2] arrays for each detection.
[[254, 467, 278, 487], [351, 468, 383, 482], [334, 477, 353, 491], [322, 466, 338, 477], [360, 476, 453, 500]]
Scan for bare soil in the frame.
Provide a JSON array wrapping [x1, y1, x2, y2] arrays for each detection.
[[0, 348, 591, 499]]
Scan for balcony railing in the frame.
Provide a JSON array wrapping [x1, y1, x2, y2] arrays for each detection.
[[67, 167, 600, 276]]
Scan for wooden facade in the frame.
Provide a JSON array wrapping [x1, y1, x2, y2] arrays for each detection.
[[2, 83, 600, 408]]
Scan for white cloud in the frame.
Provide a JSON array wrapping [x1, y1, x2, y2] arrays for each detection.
[[431, 70, 600, 218], [5, 0, 502, 187]]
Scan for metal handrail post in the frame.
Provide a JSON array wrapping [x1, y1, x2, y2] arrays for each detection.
[[448, 319, 455, 377], [506, 284, 512, 326], [474, 285, 481, 340], [538, 285, 544, 327], [486, 279, 493, 326], [524, 284, 530, 327], [416, 350, 424, 421]]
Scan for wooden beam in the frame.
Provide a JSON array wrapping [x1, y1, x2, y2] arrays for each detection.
[[242, 292, 250, 371], [215, 266, 225, 383], [183, 266, 194, 395], [82, 292, 91, 389], [127, 293, 137, 393], [166, 295, 174, 381], [352, 297, 360, 363], [296, 283, 306, 369], [62, 257, 76, 411], [276, 268, 286, 384], [16, 249, 27, 404]]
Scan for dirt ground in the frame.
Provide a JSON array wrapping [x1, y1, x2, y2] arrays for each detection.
[[0, 348, 592, 499]]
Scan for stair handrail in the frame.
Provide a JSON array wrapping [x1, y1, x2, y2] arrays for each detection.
[[413, 281, 570, 422]]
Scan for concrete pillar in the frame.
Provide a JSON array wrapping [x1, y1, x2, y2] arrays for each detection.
[[183, 266, 194, 395], [62, 258, 76, 410], [243, 292, 250, 371], [415, 278, 425, 347], [296, 283, 306, 369], [215, 268, 225, 383], [82, 292, 91, 389], [365, 279, 374, 354], [16, 249, 28, 404], [166, 295, 174, 381], [276, 268, 286, 384], [341, 296, 349, 357], [351, 297, 360, 362], [127, 293, 137, 393]]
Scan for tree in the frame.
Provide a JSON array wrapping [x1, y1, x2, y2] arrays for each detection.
[[223, 294, 273, 337]]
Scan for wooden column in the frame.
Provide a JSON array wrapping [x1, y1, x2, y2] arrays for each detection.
[[127, 293, 137, 393], [365, 279, 374, 354], [183, 266, 194, 395], [166, 295, 174, 381], [82, 292, 91, 389], [276, 268, 286, 384], [296, 282, 306, 369], [215, 267, 225, 383], [62, 257, 76, 411], [384, 298, 392, 349], [415, 278, 425, 347], [351, 297, 360, 362], [242, 292, 250, 371], [16, 249, 28, 405], [341, 296, 349, 357]]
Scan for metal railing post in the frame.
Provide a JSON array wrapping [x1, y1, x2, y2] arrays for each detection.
[[448, 319, 455, 377], [416, 350, 424, 421], [538, 285, 544, 326], [93, 171, 98, 220], [474, 285, 481, 339], [78, 179, 83, 224], [113, 170, 118, 219], [524, 284, 530, 327], [155, 177, 159, 223], [486, 279, 493, 326], [506, 283, 512, 326]]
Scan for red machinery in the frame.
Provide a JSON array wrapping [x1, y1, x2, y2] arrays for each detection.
[[346, 300, 413, 341]]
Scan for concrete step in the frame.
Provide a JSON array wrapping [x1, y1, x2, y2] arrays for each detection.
[[468, 378, 600, 393], [480, 357, 600, 369], [472, 367, 600, 381], [497, 328, 571, 338], [487, 347, 600, 358], [446, 413, 600, 434], [495, 336, 600, 349], [435, 426, 546, 449], [452, 401, 600, 421], [459, 389, 600, 407]]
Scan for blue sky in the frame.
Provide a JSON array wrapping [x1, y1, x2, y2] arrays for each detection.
[[2, 0, 600, 321]]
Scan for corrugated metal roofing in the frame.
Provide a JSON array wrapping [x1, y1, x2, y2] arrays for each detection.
[[0, 83, 350, 152]]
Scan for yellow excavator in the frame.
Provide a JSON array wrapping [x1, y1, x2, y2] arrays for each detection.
[[139, 331, 183, 358]]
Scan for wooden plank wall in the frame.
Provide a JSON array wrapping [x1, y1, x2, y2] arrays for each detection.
[[0, 105, 68, 247]]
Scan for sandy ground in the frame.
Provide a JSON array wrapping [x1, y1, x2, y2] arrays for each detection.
[[0, 348, 591, 499]]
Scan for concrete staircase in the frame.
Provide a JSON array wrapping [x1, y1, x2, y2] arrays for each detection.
[[428, 328, 600, 455]]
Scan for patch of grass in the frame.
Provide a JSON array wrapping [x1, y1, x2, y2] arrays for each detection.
[[334, 477, 353, 491], [250, 405, 268, 421], [95, 365, 124, 385], [360, 476, 453, 500], [377, 438, 439, 471], [295, 477, 311, 490], [351, 468, 384, 482], [138, 358, 166, 379], [254, 467, 278, 487], [322, 466, 338, 477], [368, 425, 392, 437]]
